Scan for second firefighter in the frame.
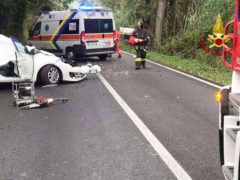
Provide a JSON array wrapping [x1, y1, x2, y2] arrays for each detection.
[[132, 20, 149, 70]]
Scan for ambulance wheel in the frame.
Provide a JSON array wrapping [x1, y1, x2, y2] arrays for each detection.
[[40, 65, 61, 85], [66, 48, 75, 60], [98, 54, 108, 60]]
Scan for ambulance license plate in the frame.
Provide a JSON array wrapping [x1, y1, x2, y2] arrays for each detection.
[[87, 42, 97, 46]]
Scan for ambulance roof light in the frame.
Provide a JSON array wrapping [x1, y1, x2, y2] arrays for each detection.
[[79, 3, 94, 10], [78, 3, 111, 11]]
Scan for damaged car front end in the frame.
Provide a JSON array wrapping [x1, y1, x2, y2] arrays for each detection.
[[0, 34, 101, 85]]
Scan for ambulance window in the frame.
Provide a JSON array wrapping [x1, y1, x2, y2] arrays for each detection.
[[60, 19, 79, 34], [32, 22, 41, 36], [84, 19, 99, 33], [99, 19, 113, 33]]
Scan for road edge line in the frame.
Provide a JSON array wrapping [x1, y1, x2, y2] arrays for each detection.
[[121, 50, 222, 89], [97, 73, 192, 180]]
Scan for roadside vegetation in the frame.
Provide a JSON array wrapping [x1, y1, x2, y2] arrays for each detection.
[[99, 0, 235, 85], [119, 42, 232, 85]]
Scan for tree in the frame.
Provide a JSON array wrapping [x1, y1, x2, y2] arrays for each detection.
[[155, 0, 166, 45], [0, 0, 73, 40]]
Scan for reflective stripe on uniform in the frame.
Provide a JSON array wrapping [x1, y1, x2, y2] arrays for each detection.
[[136, 58, 141, 62], [142, 58, 146, 62]]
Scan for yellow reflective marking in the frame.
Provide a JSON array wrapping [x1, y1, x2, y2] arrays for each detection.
[[50, 12, 73, 49]]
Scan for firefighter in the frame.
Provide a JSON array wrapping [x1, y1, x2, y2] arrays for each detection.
[[132, 20, 149, 70]]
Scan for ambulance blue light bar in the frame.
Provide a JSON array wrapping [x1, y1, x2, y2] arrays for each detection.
[[79, 3, 94, 10]]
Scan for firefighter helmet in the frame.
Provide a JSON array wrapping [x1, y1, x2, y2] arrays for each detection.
[[137, 20, 143, 28]]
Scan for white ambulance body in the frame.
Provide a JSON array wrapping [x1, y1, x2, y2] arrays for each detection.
[[28, 6, 116, 60]]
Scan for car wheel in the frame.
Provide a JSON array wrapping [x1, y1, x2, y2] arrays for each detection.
[[40, 65, 61, 85], [98, 54, 108, 60], [66, 48, 75, 60]]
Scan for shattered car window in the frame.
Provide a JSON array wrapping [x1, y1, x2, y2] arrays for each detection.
[[13, 40, 29, 54]]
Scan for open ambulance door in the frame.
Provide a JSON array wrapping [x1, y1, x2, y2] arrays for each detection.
[[10, 37, 34, 81]]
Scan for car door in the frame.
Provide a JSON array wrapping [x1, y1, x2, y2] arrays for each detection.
[[10, 37, 34, 80], [98, 19, 114, 49]]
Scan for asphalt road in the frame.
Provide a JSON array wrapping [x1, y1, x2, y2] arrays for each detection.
[[0, 77, 175, 179], [98, 52, 224, 180], [0, 52, 224, 180]]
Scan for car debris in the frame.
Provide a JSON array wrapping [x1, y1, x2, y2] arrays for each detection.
[[41, 84, 58, 88]]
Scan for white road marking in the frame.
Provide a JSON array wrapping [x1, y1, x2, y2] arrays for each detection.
[[121, 50, 222, 89], [97, 73, 192, 180]]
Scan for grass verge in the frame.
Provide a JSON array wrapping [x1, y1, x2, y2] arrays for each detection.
[[119, 42, 232, 85]]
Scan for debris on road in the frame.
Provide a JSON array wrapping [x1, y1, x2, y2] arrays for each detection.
[[41, 84, 58, 88]]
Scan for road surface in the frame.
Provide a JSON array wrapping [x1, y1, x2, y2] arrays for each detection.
[[0, 52, 224, 179]]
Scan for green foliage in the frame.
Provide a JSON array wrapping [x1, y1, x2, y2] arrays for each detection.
[[0, 0, 73, 41], [161, 0, 235, 66], [100, 0, 157, 30], [101, 0, 236, 69], [117, 0, 235, 84], [185, 0, 234, 31], [162, 0, 196, 38], [0, 0, 27, 39]]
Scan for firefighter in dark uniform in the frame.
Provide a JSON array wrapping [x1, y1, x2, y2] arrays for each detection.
[[132, 20, 149, 70]]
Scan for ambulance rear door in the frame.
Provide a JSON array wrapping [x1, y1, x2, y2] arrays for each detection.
[[98, 18, 114, 49], [83, 10, 115, 52]]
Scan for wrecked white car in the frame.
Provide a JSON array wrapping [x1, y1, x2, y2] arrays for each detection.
[[0, 34, 101, 85]]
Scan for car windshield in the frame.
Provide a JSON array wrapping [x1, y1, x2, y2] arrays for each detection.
[[11, 38, 29, 54]]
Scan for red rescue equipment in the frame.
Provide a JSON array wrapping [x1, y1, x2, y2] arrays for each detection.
[[128, 36, 144, 45]]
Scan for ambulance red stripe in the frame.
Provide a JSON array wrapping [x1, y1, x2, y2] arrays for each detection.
[[85, 34, 102, 39], [85, 34, 114, 39], [28, 36, 41, 40], [29, 34, 114, 41], [32, 35, 81, 41]]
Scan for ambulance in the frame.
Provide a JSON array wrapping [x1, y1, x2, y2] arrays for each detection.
[[28, 5, 116, 60]]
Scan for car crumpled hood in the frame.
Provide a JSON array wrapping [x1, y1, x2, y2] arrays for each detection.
[[0, 34, 16, 66], [26, 46, 61, 63], [33, 52, 61, 64]]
